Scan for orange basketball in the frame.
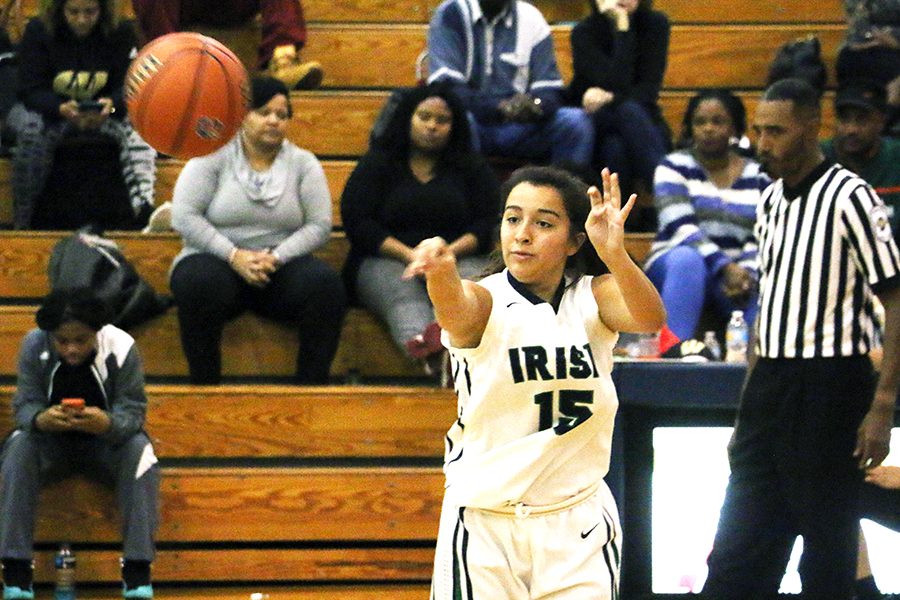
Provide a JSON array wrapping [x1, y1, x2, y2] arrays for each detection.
[[125, 32, 249, 159]]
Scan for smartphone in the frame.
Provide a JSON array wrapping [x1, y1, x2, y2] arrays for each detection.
[[61, 398, 85, 411], [78, 100, 104, 113]]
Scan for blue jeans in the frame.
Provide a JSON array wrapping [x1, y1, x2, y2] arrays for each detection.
[[646, 245, 758, 341], [474, 107, 594, 166]]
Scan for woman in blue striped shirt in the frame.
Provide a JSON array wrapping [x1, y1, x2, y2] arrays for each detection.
[[643, 89, 770, 341]]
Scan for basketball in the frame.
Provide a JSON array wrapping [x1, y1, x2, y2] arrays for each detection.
[[125, 32, 249, 159]]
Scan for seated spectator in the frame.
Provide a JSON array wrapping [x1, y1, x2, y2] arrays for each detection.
[[0, 288, 159, 600], [170, 76, 346, 385], [822, 80, 900, 239], [426, 0, 594, 168], [643, 89, 770, 341], [836, 0, 899, 92], [9, 0, 156, 230], [568, 0, 670, 202], [341, 82, 500, 376], [132, 0, 323, 90]]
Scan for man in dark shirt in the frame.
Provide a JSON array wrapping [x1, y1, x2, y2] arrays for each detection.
[[823, 80, 900, 240]]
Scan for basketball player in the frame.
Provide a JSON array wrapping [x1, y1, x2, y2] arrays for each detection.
[[404, 166, 666, 598]]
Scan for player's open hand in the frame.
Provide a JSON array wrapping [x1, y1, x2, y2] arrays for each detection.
[[403, 237, 456, 280], [586, 168, 635, 261]]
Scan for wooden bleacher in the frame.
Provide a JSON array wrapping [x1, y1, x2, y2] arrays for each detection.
[[0, 385, 447, 597], [1, 1, 849, 597], [0, 230, 653, 379]]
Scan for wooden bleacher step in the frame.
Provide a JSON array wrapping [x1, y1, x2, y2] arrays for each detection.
[[20, 0, 845, 24], [52, 586, 432, 600], [0, 385, 450, 591], [0, 385, 456, 458], [0, 230, 655, 299], [0, 304, 422, 379]]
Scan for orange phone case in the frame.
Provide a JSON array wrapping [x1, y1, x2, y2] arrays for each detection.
[[61, 398, 85, 410]]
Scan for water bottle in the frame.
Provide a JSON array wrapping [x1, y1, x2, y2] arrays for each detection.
[[725, 310, 749, 364], [54, 544, 76, 600], [703, 330, 722, 361]]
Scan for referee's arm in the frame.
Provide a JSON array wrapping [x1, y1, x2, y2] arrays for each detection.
[[857, 285, 900, 469]]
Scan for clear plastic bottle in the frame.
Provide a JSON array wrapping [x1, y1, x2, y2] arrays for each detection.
[[53, 544, 76, 600], [725, 310, 749, 363], [703, 330, 722, 361]]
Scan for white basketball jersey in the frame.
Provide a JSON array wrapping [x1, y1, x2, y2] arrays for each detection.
[[442, 270, 619, 509]]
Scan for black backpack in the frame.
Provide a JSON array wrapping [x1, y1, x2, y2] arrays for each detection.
[[30, 132, 141, 231], [767, 35, 827, 96], [47, 231, 171, 330]]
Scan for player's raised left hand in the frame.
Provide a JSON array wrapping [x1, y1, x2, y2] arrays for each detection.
[[586, 168, 635, 262]]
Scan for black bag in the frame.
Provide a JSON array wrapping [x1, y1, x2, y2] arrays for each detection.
[[30, 131, 140, 231], [47, 231, 172, 329], [767, 35, 827, 95]]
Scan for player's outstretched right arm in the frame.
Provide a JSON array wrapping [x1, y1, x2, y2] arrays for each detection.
[[404, 237, 492, 349]]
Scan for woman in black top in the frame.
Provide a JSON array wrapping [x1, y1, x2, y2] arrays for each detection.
[[569, 0, 671, 223], [341, 82, 500, 376]]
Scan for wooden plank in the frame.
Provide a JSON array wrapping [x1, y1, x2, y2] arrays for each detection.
[[50, 586, 431, 600], [0, 228, 659, 302], [664, 25, 843, 89], [0, 230, 350, 298], [31, 548, 434, 584], [0, 304, 421, 378], [656, 0, 843, 24], [287, 91, 384, 157], [33, 467, 444, 542], [299, 24, 844, 90], [20, 0, 844, 25], [0, 385, 454, 458]]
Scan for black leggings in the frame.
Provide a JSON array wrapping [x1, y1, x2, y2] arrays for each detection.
[[170, 252, 346, 384]]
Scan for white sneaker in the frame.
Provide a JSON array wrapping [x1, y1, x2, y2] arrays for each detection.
[[142, 201, 172, 233]]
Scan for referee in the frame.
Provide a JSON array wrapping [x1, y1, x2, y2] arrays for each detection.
[[702, 78, 900, 599]]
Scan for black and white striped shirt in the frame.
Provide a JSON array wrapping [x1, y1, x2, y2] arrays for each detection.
[[755, 161, 900, 358]]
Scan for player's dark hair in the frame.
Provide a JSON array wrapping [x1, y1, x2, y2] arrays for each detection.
[[486, 165, 607, 281], [762, 77, 821, 122], [36, 287, 112, 332], [678, 88, 747, 149]]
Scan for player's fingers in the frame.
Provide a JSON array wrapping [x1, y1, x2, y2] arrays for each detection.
[[620, 193, 637, 221], [600, 168, 612, 203], [587, 185, 602, 208], [608, 172, 622, 210]]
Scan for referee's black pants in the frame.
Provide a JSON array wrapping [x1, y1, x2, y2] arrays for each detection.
[[703, 356, 874, 600]]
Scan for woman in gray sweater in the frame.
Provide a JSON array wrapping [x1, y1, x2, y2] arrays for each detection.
[[170, 76, 346, 384]]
